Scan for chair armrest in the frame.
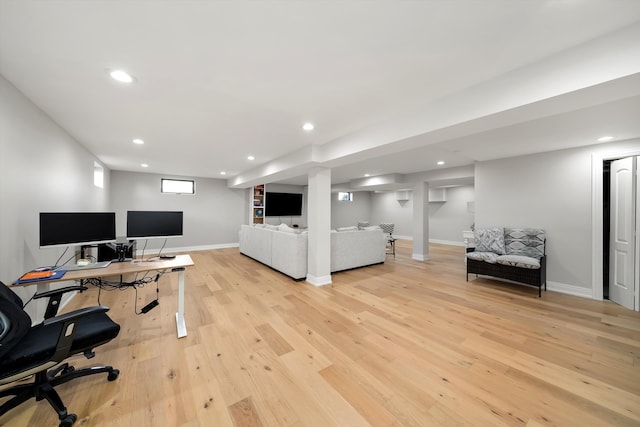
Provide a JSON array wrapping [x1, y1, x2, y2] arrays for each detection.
[[33, 285, 88, 300], [43, 306, 110, 326], [34, 286, 88, 320]]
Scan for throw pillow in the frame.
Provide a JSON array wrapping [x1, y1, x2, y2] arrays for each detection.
[[474, 228, 505, 254]]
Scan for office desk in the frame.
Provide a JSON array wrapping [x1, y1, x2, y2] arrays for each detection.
[[15, 255, 195, 338]]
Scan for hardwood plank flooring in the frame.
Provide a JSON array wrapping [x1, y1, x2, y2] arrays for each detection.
[[2, 241, 640, 426]]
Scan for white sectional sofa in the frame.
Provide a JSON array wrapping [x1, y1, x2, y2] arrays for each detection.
[[239, 224, 386, 280]]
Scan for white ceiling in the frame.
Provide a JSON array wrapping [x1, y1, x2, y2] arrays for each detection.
[[1, 1, 640, 189]]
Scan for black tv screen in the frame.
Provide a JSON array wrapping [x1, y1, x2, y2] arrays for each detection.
[[126, 211, 183, 239], [40, 212, 116, 248], [265, 192, 303, 216]]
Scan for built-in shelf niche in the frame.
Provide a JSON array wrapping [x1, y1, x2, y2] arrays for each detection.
[[428, 188, 447, 202], [395, 190, 411, 201]]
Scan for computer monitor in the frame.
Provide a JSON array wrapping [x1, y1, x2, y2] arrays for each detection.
[[126, 211, 183, 239], [39, 212, 116, 248]]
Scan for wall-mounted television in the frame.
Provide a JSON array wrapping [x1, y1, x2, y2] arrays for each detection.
[[39, 212, 116, 248], [126, 211, 184, 239], [265, 192, 303, 217]]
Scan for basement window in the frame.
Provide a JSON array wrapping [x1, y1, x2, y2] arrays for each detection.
[[161, 179, 195, 194], [93, 162, 104, 188], [338, 192, 353, 201]]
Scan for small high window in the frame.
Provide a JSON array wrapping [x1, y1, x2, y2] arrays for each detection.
[[161, 179, 195, 194], [93, 162, 104, 188], [338, 192, 353, 201]]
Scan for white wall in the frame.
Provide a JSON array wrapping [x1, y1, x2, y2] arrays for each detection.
[[428, 185, 475, 244], [0, 75, 110, 318], [331, 191, 371, 229], [110, 171, 245, 251], [370, 192, 414, 238], [475, 139, 640, 296]]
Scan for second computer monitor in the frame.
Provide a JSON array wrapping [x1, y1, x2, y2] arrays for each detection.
[[126, 211, 183, 240]]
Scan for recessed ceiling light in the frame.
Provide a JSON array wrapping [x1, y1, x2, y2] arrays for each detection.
[[303, 122, 315, 131], [110, 69, 135, 83], [597, 135, 614, 142], [364, 174, 370, 177], [132, 138, 144, 145], [247, 155, 255, 160], [220, 171, 226, 175], [140, 163, 149, 168], [437, 161, 445, 166]]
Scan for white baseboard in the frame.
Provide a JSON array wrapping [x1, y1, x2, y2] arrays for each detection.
[[546, 281, 593, 299], [135, 242, 238, 256], [391, 236, 466, 246], [306, 274, 332, 286], [429, 238, 465, 247]]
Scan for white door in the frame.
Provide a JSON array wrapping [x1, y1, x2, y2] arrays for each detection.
[[609, 157, 637, 310]]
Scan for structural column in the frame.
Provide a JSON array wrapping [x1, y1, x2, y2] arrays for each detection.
[[306, 167, 332, 286], [412, 180, 430, 261]]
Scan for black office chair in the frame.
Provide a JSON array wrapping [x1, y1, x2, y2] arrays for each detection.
[[0, 281, 120, 427]]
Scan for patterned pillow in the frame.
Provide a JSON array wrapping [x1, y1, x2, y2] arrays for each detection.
[[504, 228, 545, 258], [474, 228, 505, 254]]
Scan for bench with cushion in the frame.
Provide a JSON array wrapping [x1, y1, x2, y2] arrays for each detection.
[[466, 227, 546, 297]]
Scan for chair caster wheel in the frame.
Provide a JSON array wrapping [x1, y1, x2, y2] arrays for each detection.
[[59, 413, 77, 427], [108, 369, 120, 381]]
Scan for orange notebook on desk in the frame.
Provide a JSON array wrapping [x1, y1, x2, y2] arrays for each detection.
[[14, 268, 65, 284], [20, 270, 55, 280]]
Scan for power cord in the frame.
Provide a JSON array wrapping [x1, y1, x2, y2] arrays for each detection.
[[84, 270, 166, 315]]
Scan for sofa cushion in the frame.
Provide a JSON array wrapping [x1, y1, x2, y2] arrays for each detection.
[[504, 228, 545, 258], [278, 223, 299, 234], [336, 226, 358, 232], [496, 254, 540, 269], [474, 228, 505, 254], [466, 251, 499, 264]]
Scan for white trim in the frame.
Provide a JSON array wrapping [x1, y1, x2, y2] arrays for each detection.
[[636, 157, 640, 311], [306, 274, 332, 286], [547, 281, 593, 299], [429, 238, 465, 247], [591, 149, 640, 305], [135, 242, 238, 256]]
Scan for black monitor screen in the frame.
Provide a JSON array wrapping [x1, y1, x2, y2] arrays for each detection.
[[265, 192, 303, 216], [39, 212, 116, 247], [126, 211, 183, 239]]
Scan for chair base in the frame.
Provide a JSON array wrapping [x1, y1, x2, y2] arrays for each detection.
[[0, 362, 119, 426]]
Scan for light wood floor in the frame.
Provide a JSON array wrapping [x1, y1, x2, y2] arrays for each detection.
[[2, 241, 640, 426]]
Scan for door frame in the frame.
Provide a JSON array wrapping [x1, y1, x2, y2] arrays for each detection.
[[591, 149, 640, 310]]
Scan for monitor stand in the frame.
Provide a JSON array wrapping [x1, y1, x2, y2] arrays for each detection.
[[104, 238, 136, 263]]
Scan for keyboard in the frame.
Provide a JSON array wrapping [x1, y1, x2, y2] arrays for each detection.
[[58, 261, 112, 271]]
